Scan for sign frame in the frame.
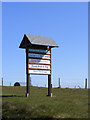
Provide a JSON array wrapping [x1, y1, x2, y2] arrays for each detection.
[[27, 48, 51, 75]]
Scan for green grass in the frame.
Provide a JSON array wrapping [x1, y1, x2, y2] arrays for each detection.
[[2, 86, 88, 119]]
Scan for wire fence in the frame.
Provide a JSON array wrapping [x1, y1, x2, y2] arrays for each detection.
[[0, 77, 88, 89]]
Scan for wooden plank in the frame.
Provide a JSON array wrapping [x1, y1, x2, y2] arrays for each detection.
[[28, 53, 50, 59], [29, 69, 50, 74], [28, 68, 51, 70], [28, 57, 51, 60], [29, 58, 50, 64], [28, 64, 50, 69], [28, 51, 51, 55], [28, 48, 50, 53], [28, 45, 47, 50], [28, 62, 51, 65], [28, 73, 51, 75]]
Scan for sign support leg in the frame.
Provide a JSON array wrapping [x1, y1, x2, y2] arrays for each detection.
[[48, 75, 51, 96], [26, 74, 30, 97], [26, 48, 30, 97]]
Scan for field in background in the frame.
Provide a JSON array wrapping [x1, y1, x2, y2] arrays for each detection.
[[2, 86, 88, 119]]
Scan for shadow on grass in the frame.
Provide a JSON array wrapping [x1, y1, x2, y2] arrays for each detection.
[[2, 117, 88, 120], [0, 95, 24, 97]]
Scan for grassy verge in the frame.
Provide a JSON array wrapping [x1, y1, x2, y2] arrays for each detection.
[[2, 86, 88, 119]]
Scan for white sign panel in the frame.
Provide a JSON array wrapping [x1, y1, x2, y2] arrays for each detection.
[[28, 48, 51, 74], [28, 53, 50, 59], [28, 48, 50, 53], [29, 70, 50, 74], [29, 64, 50, 69], [29, 59, 50, 64]]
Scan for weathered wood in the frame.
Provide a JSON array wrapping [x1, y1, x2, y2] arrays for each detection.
[[28, 48, 50, 53], [48, 48, 52, 96], [26, 74, 30, 97], [28, 45, 47, 50], [28, 51, 51, 55], [28, 62, 51, 65], [28, 68, 51, 71], [28, 64, 50, 69], [28, 57, 51, 60], [29, 69, 51, 75], [26, 48, 30, 97], [29, 59, 50, 64], [85, 78, 87, 89], [28, 73, 50, 75], [28, 53, 50, 58], [48, 75, 51, 96]]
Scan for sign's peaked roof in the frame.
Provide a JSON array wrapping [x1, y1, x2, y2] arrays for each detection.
[[19, 34, 58, 48]]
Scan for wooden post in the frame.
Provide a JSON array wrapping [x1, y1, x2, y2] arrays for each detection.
[[2, 77, 3, 87], [48, 75, 51, 96], [48, 47, 52, 96], [26, 48, 30, 97], [85, 78, 87, 89], [59, 78, 61, 88]]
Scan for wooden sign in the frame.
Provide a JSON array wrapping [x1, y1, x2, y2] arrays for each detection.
[[28, 48, 51, 75], [28, 53, 50, 59], [29, 64, 50, 69], [29, 59, 50, 64], [28, 70, 50, 75], [19, 34, 58, 97], [28, 48, 50, 53]]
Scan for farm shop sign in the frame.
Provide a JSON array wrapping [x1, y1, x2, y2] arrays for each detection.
[[28, 53, 50, 59], [29, 59, 50, 64], [28, 48, 50, 53], [29, 70, 50, 74], [19, 34, 58, 97], [28, 48, 51, 75], [29, 64, 50, 69]]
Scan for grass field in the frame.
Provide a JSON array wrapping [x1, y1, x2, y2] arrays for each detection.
[[2, 86, 88, 119]]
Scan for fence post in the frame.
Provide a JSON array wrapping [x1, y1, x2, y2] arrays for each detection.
[[85, 78, 87, 89], [2, 77, 3, 87], [58, 78, 61, 88]]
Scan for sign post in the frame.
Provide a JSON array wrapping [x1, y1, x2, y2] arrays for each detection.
[[26, 48, 30, 97], [48, 75, 51, 96], [19, 34, 58, 97]]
